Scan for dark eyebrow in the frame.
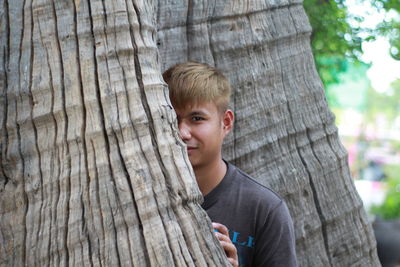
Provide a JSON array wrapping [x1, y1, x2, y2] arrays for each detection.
[[176, 111, 207, 120], [189, 110, 209, 117], [190, 111, 206, 116]]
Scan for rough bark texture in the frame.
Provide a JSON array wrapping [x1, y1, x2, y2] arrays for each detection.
[[0, 0, 229, 266], [1, 0, 381, 266], [157, 0, 380, 266]]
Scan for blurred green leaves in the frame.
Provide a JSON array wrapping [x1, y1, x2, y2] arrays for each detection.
[[365, 79, 400, 124], [371, 165, 400, 219], [374, 0, 400, 60], [303, 0, 363, 87], [304, 0, 363, 60], [303, 0, 400, 88]]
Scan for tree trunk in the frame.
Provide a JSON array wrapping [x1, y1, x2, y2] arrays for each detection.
[[157, 0, 380, 266], [0, 0, 229, 266], [0, 0, 381, 267]]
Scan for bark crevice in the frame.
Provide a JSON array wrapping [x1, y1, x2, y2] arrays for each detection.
[[1, 0, 10, 188], [50, 0, 71, 265], [304, 127, 333, 266], [87, 0, 126, 265]]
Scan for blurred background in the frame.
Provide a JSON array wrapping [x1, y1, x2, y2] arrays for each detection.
[[303, 0, 399, 265]]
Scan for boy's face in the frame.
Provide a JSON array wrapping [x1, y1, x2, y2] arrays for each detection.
[[174, 101, 234, 169]]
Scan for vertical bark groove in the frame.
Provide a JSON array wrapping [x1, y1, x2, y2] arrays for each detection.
[[185, 0, 193, 60], [0, 0, 10, 188], [29, 1, 48, 264], [50, 1, 72, 265], [17, 102, 27, 266], [90, 140, 106, 266], [72, 0, 95, 264], [19, 1, 29, 265], [86, 1, 122, 265], [304, 128, 332, 265]]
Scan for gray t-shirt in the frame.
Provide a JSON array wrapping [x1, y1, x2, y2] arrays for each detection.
[[202, 161, 297, 267]]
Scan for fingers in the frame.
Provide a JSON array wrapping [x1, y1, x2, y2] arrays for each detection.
[[212, 223, 238, 267], [228, 257, 239, 267], [215, 232, 236, 255], [212, 222, 229, 236], [216, 233, 238, 267]]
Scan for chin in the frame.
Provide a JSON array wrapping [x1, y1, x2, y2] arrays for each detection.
[[188, 159, 201, 169]]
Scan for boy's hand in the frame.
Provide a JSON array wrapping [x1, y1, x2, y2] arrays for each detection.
[[212, 222, 238, 267]]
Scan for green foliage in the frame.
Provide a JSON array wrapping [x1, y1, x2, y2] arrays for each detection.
[[373, 0, 400, 60], [303, 0, 364, 87], [303, 0, 400, 87], [377, 19, 400, 60], [325, 60, 370, 109], [365, 78, 400, 124], [370, 165, 400, 219], [303, 0, 363, 60]]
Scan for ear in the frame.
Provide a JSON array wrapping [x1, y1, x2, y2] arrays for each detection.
[[222, 109, 234, 135]]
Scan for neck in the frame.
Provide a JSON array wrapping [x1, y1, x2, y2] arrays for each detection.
[[194, 158, 227, 196]]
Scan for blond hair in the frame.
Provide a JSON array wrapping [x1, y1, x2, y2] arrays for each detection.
[[163, 62, 231, 112]]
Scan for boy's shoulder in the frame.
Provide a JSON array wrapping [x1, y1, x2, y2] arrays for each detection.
[[226, 162, 284, 209]]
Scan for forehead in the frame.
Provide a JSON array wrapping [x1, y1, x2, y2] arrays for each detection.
[[174, 101, 219, 116]]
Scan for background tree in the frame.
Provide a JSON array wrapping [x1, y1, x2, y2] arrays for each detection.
[[1, 0, 380, 266]]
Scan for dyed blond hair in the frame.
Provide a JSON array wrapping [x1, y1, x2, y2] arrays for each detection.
[[163, 62, 231, 112]]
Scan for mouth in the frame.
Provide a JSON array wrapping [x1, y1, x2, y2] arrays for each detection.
[[186, 146, 197, 153]]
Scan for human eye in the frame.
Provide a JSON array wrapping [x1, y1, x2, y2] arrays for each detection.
[[191, 116, 204, 122]]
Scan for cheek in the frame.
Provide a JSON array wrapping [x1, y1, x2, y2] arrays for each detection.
[[194, 123, 225, 143], [196, 129, 214, 141]]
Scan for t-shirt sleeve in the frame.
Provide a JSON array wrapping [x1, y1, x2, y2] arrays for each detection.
[[253, 199, 298, 267]]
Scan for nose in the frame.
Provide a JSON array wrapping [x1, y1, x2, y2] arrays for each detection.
[[178, 121, 191, 141]]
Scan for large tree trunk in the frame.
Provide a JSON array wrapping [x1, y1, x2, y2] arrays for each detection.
[[157, 0, 381, 266], [0, 0, 380, 267], [0, 0, 229, 266]]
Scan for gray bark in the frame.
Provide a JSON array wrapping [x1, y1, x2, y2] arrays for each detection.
[[157, 0, 380, 266]]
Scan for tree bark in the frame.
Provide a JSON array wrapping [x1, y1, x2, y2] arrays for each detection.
[[0, 0, 229, 266], [157, 0, 380, 266]]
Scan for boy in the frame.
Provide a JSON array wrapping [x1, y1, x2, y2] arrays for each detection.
[[163, 62, 297, 267]]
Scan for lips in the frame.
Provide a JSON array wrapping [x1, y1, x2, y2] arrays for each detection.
[[186, 146, 197, 154]]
